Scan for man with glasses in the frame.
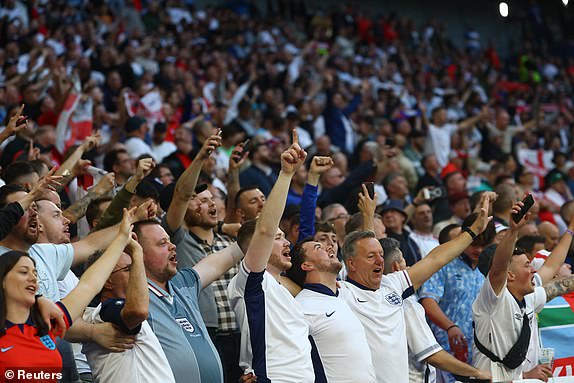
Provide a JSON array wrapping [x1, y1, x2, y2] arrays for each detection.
[[321, 203, 349, 247], [82, 236, 176, 382]]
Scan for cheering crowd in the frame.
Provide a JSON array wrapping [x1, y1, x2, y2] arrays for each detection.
[[2, 0, 574, 382]]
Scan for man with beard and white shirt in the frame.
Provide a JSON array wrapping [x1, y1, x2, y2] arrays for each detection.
[[338, 193, 493, 383], [228, 131, 314, 382]]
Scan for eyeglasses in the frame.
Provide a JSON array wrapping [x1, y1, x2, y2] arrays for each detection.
[[111, 265, 131, 274], [327, 214, 350, 223]]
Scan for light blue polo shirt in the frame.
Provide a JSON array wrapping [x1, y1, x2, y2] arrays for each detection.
[[147, 268, 223, 383]]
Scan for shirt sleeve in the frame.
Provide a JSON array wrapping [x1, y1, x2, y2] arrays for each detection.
[[55, 301, 73, 330], [99, 298, 142, 335], [173, 267, 202, 298], [404, 297, 442, 362], [297, 183, 318, 243], [34, 243, 74, 281], [418, 269, 445, 303], [384, 269, 413, 295], [473, 275, 505, 314], [532, 286, 547, 313]]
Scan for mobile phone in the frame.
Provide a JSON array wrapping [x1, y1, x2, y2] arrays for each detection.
[[234, 139, 250, 163], [512, 194, 535, 223], [363, 182, 375, 199]]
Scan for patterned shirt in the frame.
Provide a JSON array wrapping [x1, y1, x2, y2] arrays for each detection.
[[418, 255, 485, 359], [194, 232, 239, 333]]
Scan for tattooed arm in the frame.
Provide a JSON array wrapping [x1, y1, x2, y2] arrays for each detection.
[[63, 173, 115, 224], [543, 275, 574, 302]]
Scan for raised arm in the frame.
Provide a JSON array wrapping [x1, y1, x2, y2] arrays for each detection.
[[64, 173, 115, 224], [94, 158, 155, 230], [537, 218, 574, 284], [62, 210, 133, 322], [489, 200, 529, 295], [193, 243, 244, 289], [244, 130, 307, 272], [0, 105, 28, 146], [297, 156, 333, 242], [165, 132, 221, 232], [358, 183, 377, 233], [543, 275, 574, 302], [407, 193, 492, 289], [120, 235, 149, 330], [457, 105, 488, 131], [72, 204, 154, 266], [225, 141, 248, 223], [55, 132, 102, 180]]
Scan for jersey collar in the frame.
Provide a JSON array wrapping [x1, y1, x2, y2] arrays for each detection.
[[303, 283, 338, 297], [5, 316, 34, 332], [346, 277, 377, 292], [148, 279, 174, 305]]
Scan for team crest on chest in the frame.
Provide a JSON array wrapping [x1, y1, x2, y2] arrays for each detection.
[[384, 292, 402, 305], [39, 335, 56, 350], [175, 318, 195, 333]]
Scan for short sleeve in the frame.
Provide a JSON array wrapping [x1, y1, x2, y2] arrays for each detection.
[[473, 275, 505, 314], [418, 268, 446, 303], [404, 298, 442, 362], [100, 298, 142, 335], [172, 267, 201, 298], [383, 270, 413, 295], [532, 286, 547, 313], [33, 243, 74, 281]]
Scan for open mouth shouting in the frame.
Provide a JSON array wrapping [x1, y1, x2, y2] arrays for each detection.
[[169, 252, 177, 265], [282, 248, 291, 261]]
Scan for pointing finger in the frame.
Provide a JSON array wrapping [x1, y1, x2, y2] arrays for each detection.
[[292, 128, 299, 146]]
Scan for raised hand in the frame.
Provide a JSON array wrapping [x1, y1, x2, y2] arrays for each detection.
[[91, 173, 115, 196], [281, 129, 307, 175], [309, 156, 334, 176], [135, 157, 155, 180], [133, 199, 157, 222], [358, 183, 378, 217], [229, 141, 249, 171], [124, 232, 143, 258], [197, 130, 222, 161], [470, 192, 493, 234], [509, 198, 532, 232], [29, 168, 63, 200], [122, 207, 137, 236], [80, 132, 102, 152], [6, 105, 28, 137]]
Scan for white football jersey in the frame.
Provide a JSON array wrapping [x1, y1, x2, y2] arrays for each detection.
[[296, 284, 376, 383], [340, 270, 413, 383], [227, 261, 314, 383]]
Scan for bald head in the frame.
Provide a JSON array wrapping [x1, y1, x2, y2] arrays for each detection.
[[537, 221, 559, 251]]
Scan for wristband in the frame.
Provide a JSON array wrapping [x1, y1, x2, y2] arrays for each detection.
[[566, 228, 574, 237], [216, 221, 224, 235], [463, 227, 477, 240], [446, 324, 459, 332]]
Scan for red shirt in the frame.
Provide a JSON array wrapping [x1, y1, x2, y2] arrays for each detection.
[[0, 302, 72, 382]]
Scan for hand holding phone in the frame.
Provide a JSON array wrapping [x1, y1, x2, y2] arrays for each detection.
[[362, 182, 375, 199], [512, 194, 535, 224]]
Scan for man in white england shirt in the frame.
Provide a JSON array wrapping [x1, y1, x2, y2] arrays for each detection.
[[474, 199, 574, 381], [338, 192, 493, 383], [227, 130, 314, 383]]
